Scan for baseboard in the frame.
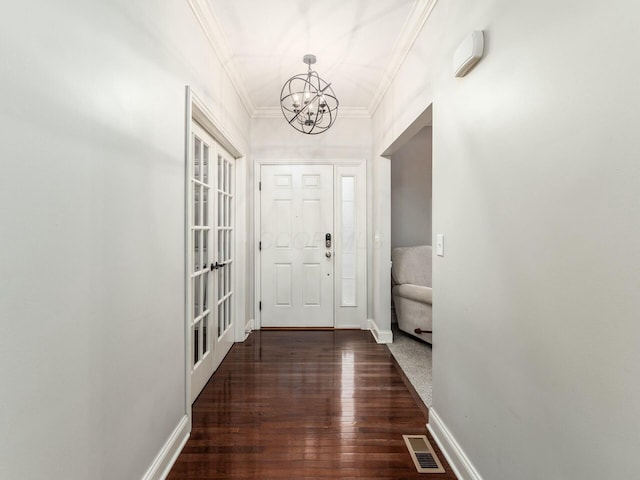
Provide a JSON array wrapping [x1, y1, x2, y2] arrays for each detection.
[[243, 318, 254, 340], [368, 318, 393, 344], [427, 408, 483, 480], [141, 415, 190, 480]]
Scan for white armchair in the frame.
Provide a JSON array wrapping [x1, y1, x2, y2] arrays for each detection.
[[391, 245, 433, 343]]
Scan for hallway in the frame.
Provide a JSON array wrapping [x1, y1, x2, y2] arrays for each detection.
[[168, 330, 456, 479]]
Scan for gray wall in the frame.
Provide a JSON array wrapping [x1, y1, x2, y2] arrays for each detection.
[[0, 2, 249, 479], [373, 0, 640, 478], [391, 127, 432, 249]]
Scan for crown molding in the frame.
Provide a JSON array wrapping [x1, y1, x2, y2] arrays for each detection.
[[187, 0, 255, 117], [252, 106, 371, 120], [367, 0, 439, 117]]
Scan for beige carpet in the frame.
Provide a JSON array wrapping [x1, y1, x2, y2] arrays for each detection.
[[386, 322, 433, 408]]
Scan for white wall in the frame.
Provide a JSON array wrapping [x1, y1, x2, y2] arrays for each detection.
[[0, 1, 249, 479], [391, 127, 432, 249], [374, 0, 640, 478], [371, 155, 392, 340], [250, 116, 374, 320]]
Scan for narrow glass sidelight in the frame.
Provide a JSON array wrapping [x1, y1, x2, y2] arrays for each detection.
[[341, 176, 356, 306]]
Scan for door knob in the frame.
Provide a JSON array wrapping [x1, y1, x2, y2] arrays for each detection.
[[325, 251, 332, 258]]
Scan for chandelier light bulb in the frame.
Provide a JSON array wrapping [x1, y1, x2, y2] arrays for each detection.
[[319, 94, 327, 111]]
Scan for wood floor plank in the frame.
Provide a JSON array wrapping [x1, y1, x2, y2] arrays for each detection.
[[168, 330, 457, 479]]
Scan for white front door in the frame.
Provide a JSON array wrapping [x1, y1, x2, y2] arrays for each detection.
[[189, 121, 235, 402], [260, 165, 334, 327]]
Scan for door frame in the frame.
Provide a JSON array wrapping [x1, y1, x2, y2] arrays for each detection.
[[184, 86, 245, 421], [254, 159, 367, 330]]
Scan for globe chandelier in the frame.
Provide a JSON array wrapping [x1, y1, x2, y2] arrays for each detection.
[[280, 54, 339, 134]]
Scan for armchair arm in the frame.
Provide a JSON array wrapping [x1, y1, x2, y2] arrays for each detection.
[[393, 284, 432, 304]]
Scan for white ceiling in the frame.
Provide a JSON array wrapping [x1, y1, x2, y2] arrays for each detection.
[[198, 0, 436, 117]]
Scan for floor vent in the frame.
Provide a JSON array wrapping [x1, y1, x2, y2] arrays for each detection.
[[403, 434, 445, 474]]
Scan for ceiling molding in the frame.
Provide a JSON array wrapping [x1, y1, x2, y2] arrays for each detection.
[[252, 107, 371, 120], [187, 0, 255, 117], [367, 0, 439, 117]]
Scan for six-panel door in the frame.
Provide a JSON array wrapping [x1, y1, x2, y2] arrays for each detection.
[[260, 165, 334, 327]]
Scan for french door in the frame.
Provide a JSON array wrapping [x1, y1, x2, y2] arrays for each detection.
[[260, 165, 334, 327], [189, 121, 235, 402]]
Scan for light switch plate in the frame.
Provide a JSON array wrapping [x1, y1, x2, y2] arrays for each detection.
[[436, 234, 444, 256]]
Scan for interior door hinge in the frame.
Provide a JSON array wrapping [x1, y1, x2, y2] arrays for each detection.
[[259, 241, 262, 251], [259, 181, 262, 191], [259, 301, 262, 311]]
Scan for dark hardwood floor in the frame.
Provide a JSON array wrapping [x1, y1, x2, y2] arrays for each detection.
[[168, 330, 457, 479]]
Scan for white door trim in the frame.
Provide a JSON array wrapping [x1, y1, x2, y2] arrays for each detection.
[[185, 86, 245, 420], [254, 159, 367, 330]]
